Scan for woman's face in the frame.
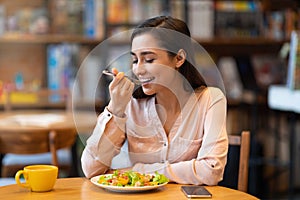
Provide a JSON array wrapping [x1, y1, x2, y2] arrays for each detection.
[[131, 33, 179, 96]]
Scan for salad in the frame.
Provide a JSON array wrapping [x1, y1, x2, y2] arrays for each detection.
[[97, 170, 169, 187]]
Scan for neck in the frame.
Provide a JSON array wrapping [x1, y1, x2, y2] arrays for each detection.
[[155, 87, 191, 113]]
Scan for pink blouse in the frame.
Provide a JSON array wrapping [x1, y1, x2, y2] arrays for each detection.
[[81, 87, 228, 185]]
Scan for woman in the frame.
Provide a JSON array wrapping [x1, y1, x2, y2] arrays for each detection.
[[81, 16, 228, 185]]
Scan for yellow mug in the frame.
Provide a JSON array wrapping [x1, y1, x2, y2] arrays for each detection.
[[15, 165, 58, 192]]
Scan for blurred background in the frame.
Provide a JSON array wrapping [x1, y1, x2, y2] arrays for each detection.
[[0, 0, 300, 199]]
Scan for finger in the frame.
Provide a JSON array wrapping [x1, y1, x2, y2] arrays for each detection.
[[112, 68, 119, 75], [116, 74, 133, 90], [110, 72, 125, 88], [116, 72, 125, 79], [128, 82, 135, 92], [122, 79, 134, 91]]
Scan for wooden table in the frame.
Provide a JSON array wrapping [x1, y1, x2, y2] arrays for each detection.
[[0, 177, 259, 200], [0, 110, 97, 133], [0, 110, 97, 176]]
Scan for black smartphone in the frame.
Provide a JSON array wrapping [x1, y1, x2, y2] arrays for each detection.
[[181, 185, 212, 198]]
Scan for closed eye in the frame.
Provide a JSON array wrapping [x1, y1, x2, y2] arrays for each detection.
[[145, 59, 154, 63]]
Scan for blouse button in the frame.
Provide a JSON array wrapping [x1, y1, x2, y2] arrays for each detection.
[[163, 143, 167, 146], [107, 113, 111, 117]]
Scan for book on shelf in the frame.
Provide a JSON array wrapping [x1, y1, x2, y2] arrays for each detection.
[[105, 0, 164, 38], [0, 5, 5, 36], [284, 8, 298, 39], [251, 54, 286, 90], [188, 0, 214, 39], [235, 56, 259, 92], [107, 0, 129, 24], [78, 54, 103, 102], [107, 0, 163, 25], [128, 0, 144, 24], [215, 0, 261, 11], [264, 8, 298, 40], [264, 10, 285, 40], [50, 0, 83, 34], [141, 0, 163, 20], [47, 44, 79, 102], [169, 0, 185, 21], [218, 57, 243, 100], [84, 0, 104, 39], [215, 0, 262, 38], [287, 30, 300, 90]]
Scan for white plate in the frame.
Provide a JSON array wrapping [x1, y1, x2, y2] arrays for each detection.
[[90, 175, 168, 193]]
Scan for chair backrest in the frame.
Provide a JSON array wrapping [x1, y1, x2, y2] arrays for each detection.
[[49, 129, 77, 166], [0, 128, 76, 166], [219, 131, 251, 193]]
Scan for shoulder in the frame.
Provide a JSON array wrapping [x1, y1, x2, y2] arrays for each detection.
[[195, 86, 227, 104], [195, 86, 225, 98]]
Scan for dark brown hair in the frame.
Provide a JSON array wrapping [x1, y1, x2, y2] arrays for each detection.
[[131, 16, 207, 98]]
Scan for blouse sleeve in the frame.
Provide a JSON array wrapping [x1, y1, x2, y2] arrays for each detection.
[[132, 89, 228, 185], [81, 107, 127, 178]]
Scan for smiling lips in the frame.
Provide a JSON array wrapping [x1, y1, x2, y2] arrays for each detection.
[[139, 77, 155, 84]]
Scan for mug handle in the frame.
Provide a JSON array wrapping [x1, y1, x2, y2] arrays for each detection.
[[15, 170, 30, 189]]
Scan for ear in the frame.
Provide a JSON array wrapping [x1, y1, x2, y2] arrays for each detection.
[[175, 49, 186, 69]]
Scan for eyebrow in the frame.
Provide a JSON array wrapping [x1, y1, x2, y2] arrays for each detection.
[[130, 51, 156, 56]]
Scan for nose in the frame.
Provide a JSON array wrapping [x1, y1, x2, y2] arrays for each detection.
[[133, 62, 146, 77]]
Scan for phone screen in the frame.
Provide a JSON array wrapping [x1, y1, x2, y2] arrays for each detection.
[[181, 186, 212, 198]]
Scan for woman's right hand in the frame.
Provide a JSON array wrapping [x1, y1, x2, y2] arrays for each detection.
[[107, 68, 134, 117]]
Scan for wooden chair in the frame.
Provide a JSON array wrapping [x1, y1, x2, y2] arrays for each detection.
[[0, 128, 77, 177], [219, 131, 251, 193], [0, 87, 76, 177]]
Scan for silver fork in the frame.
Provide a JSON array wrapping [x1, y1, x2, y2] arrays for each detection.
[[102, 69, 142, 85]]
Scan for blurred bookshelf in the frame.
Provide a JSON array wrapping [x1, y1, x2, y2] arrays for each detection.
[[0, 33, 102, 44], [0, 0, 299, 110]]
